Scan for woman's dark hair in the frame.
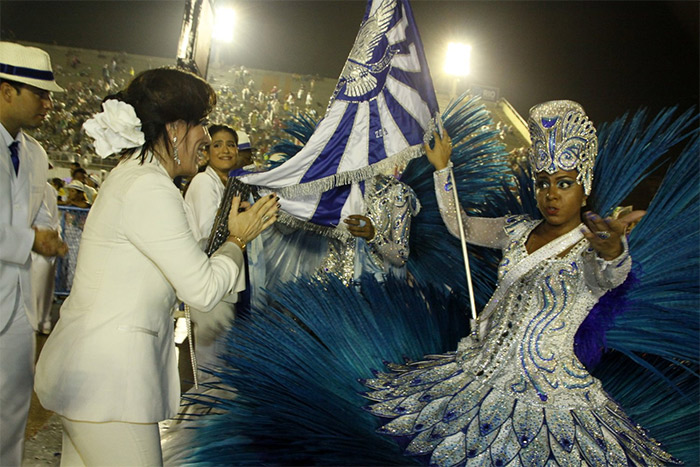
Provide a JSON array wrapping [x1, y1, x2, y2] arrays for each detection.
[[104, 68, 216, 163], [208, 124, 238, 145]]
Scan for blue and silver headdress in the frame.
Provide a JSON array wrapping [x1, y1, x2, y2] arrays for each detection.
[[528, 100, 597, 195]]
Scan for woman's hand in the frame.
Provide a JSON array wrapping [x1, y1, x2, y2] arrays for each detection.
[[227, 194, 279, 247], [423, 130, 453, 171], [344, 214, 375, 240], [582, 211, 627, 260]]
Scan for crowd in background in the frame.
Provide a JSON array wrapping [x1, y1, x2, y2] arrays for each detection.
[[27, 50, 325, 170], [23, 52, 328, 305]]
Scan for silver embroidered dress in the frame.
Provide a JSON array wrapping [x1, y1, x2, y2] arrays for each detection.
[[364, 170, 678, 466]]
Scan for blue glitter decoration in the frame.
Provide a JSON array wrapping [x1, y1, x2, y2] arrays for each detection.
[[442, 410, 457, 422], [541, 117, 558, 128]]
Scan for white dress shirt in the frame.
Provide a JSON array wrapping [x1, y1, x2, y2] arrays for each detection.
[[184, 166, 225, 248]]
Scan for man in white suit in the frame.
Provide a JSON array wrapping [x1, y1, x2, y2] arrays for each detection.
[[0, 41, 67, 466]]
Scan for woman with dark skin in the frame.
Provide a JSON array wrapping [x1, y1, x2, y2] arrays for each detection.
[[365, 100, 674, 466]]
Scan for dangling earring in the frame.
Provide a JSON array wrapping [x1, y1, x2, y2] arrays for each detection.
[[173, 136, 180, 165]]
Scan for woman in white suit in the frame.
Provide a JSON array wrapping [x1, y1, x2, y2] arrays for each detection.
[[184, 124, 244, 381], [35, 68, 279, 466]]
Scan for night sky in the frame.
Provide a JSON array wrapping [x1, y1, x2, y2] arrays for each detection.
[[1, 1, 697, 124]]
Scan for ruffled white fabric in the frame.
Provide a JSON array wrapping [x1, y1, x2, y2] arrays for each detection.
[[83, 100, 145, 158]]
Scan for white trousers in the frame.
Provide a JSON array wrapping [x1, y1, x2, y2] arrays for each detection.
[[60, 417, 162, 466], [0, 292, 35, 467]]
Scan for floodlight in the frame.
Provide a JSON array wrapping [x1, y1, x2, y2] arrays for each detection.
[[213, 7, 235, 43], [444, 42, 471, 77]]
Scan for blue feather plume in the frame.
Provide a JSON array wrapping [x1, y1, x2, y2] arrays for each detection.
[[178, 276, 468, 465], [265, 112, 319, 169], [592, 352, 699, 464], [402, 93, 513, 306], [606, 131, 699, 364], [590, 133, 700, 464], [590, 107, 698, 216]]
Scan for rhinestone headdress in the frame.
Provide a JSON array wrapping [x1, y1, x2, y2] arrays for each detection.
[[527, 100, 597, 195]]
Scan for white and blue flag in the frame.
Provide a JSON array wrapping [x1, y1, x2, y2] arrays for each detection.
[[238, 0, 439, 236]]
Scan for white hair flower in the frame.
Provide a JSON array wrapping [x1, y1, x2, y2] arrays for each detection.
[[83, 99, 146, 158]]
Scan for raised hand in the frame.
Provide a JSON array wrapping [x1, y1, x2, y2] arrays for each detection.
[[226, 194, 279, 248], [423, 129, 453, 171], [582, 211, 626, 260], [344, 214, 375, 240]]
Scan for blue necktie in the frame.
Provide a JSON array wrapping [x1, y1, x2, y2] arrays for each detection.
[[8, 141, 19, 175]]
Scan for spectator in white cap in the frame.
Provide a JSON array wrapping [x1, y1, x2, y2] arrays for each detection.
[[66, 180, 91, 208], [236, 130, 254, 168], [0, 41, 67, 466]]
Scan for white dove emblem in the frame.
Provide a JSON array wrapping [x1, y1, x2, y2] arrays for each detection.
[[339, 0, 397, 98]]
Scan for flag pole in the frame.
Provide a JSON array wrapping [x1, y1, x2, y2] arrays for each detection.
[[447, 167, 479, 335]]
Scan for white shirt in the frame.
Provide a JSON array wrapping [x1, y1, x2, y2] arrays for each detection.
[[184, 166, 226, 250]]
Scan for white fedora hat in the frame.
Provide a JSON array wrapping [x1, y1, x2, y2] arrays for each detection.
[[0, 42, 64, 92]]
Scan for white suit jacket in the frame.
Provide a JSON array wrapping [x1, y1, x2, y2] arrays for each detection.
[[35, 155, 246, 423], [0, 127, 51, 331]]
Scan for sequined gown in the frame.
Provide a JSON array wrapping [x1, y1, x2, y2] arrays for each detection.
[[363, 169, 679, 466]]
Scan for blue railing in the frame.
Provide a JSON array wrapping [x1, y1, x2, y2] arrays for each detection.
[[55, 205, 90, 296]]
